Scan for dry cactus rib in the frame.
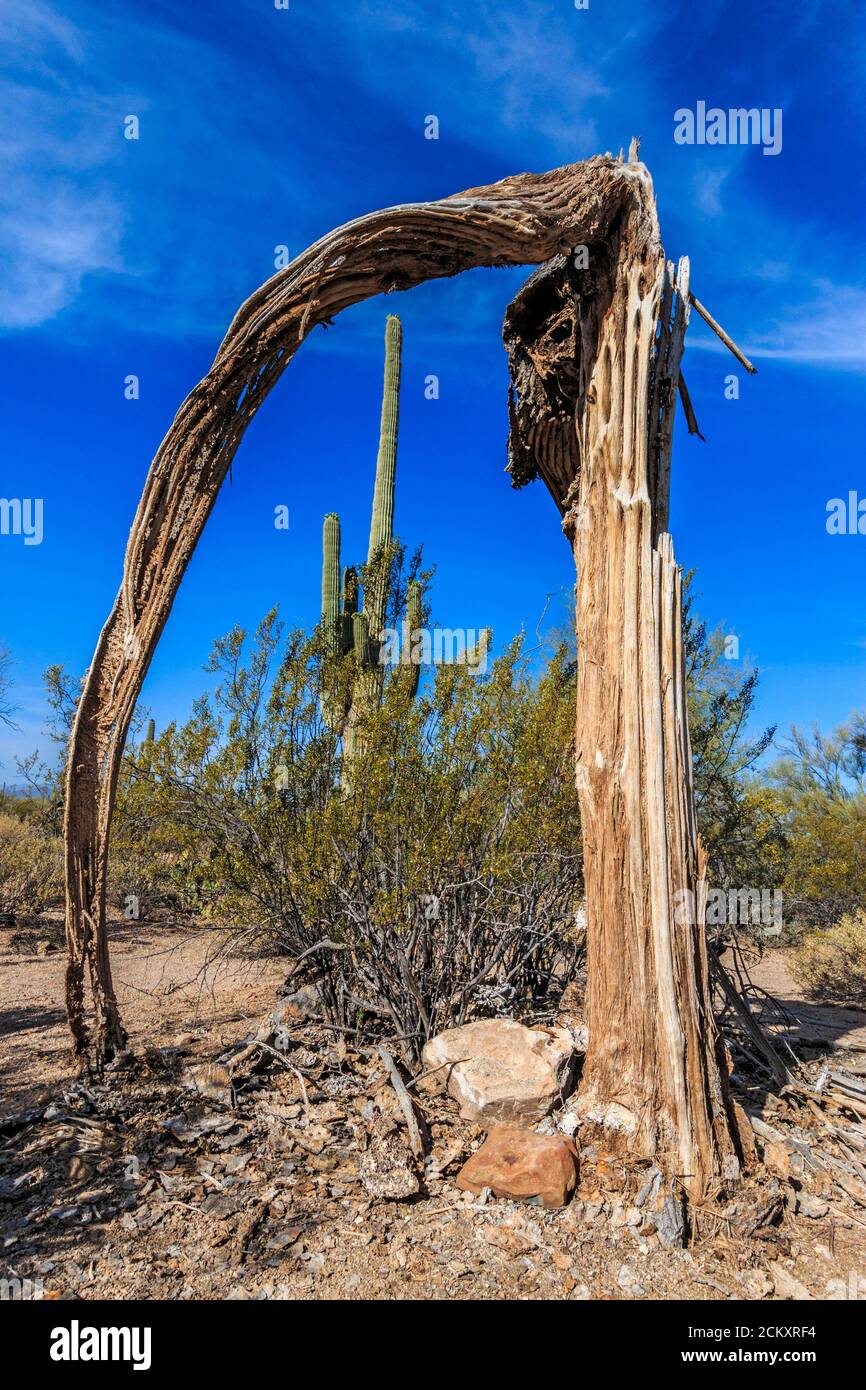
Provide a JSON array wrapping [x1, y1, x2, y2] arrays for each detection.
[[63, 153, 654, 1067]]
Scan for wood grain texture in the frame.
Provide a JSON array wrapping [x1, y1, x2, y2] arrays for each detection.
[[504, 193, 739, 1200]]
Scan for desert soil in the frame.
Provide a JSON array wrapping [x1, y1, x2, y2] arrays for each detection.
[[1, 921, 865, 1302]]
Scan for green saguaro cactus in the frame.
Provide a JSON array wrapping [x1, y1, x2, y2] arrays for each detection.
[[364, 313, 401, 648], [319, 315, 421, 776], [398, 579, 422, 700], [321, 514, 342, 658]]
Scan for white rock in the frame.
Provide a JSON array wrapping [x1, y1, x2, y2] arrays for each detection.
[[617, 1264, 646, 1297], [768, 1261, 813, 1300], [740, 1268, 774, 1299], [556, 1105, 580, 1138], [421, 1019, 575, 1126]]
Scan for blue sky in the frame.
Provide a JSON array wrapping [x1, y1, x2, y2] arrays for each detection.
[[1, 0, 864, 775]]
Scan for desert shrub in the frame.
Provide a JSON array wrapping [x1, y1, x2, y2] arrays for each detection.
[[112, 610, 585, 1059], [0, 812, 62, 921], [792, 909, 866, 1006], [770, 714, 866, 927]]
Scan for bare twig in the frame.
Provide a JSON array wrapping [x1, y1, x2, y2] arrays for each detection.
[[688, 292, 757, 374], [377, 1044, 424, 1160], [677, 373, 705, 440]]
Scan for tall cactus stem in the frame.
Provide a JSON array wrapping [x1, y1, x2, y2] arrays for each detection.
[[322, 513, 342, 657], [402, 580, 422, 698], [341, 566, 358, 656], [352, 611, 369, 669], [365, 315, 401, 641]]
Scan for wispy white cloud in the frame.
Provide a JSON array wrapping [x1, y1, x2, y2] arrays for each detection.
[[688, 257, 866, 372], [748, 280, 866, 368], [346, 0, 672, 161], [0, 0, 325, 337], [4, 0, 865, 385], [0, 175, 124, 328], [693, 165, 734, 216], [0, 0, 84, 64], [0, 6, 126, 328]]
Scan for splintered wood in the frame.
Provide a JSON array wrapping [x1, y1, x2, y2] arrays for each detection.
[[504, 187, 737, 1198]]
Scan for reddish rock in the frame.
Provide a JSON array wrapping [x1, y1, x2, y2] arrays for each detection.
[[456, 1125, 579, 1209]]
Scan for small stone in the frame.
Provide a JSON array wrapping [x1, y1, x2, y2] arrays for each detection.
[[763, 1140, 791, 1180], [768, 1261, 813, 1300], [482, 1225, 535, 1255], [272, 988, 323, 1037], [556, 1106, 580, 1138], [617, 1263, 646, 1297], [359, 1120, 419, 1201], [456, 1125, 578, 1209], [740, 1268, 774, 1298], [795, 1193, 829, 1219], [182, 1063, 234, 1106]]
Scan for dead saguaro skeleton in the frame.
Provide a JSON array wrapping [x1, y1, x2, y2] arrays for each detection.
[[63, 145, 746, 1200], [503, 226, 741, 1199]]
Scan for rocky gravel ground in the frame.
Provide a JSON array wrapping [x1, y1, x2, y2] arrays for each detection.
[[2, 924, 865, 1302]]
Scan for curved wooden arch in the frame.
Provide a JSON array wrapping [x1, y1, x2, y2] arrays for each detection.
[[64, 143, 746, 1201], [64, 152, 648, 1066]]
